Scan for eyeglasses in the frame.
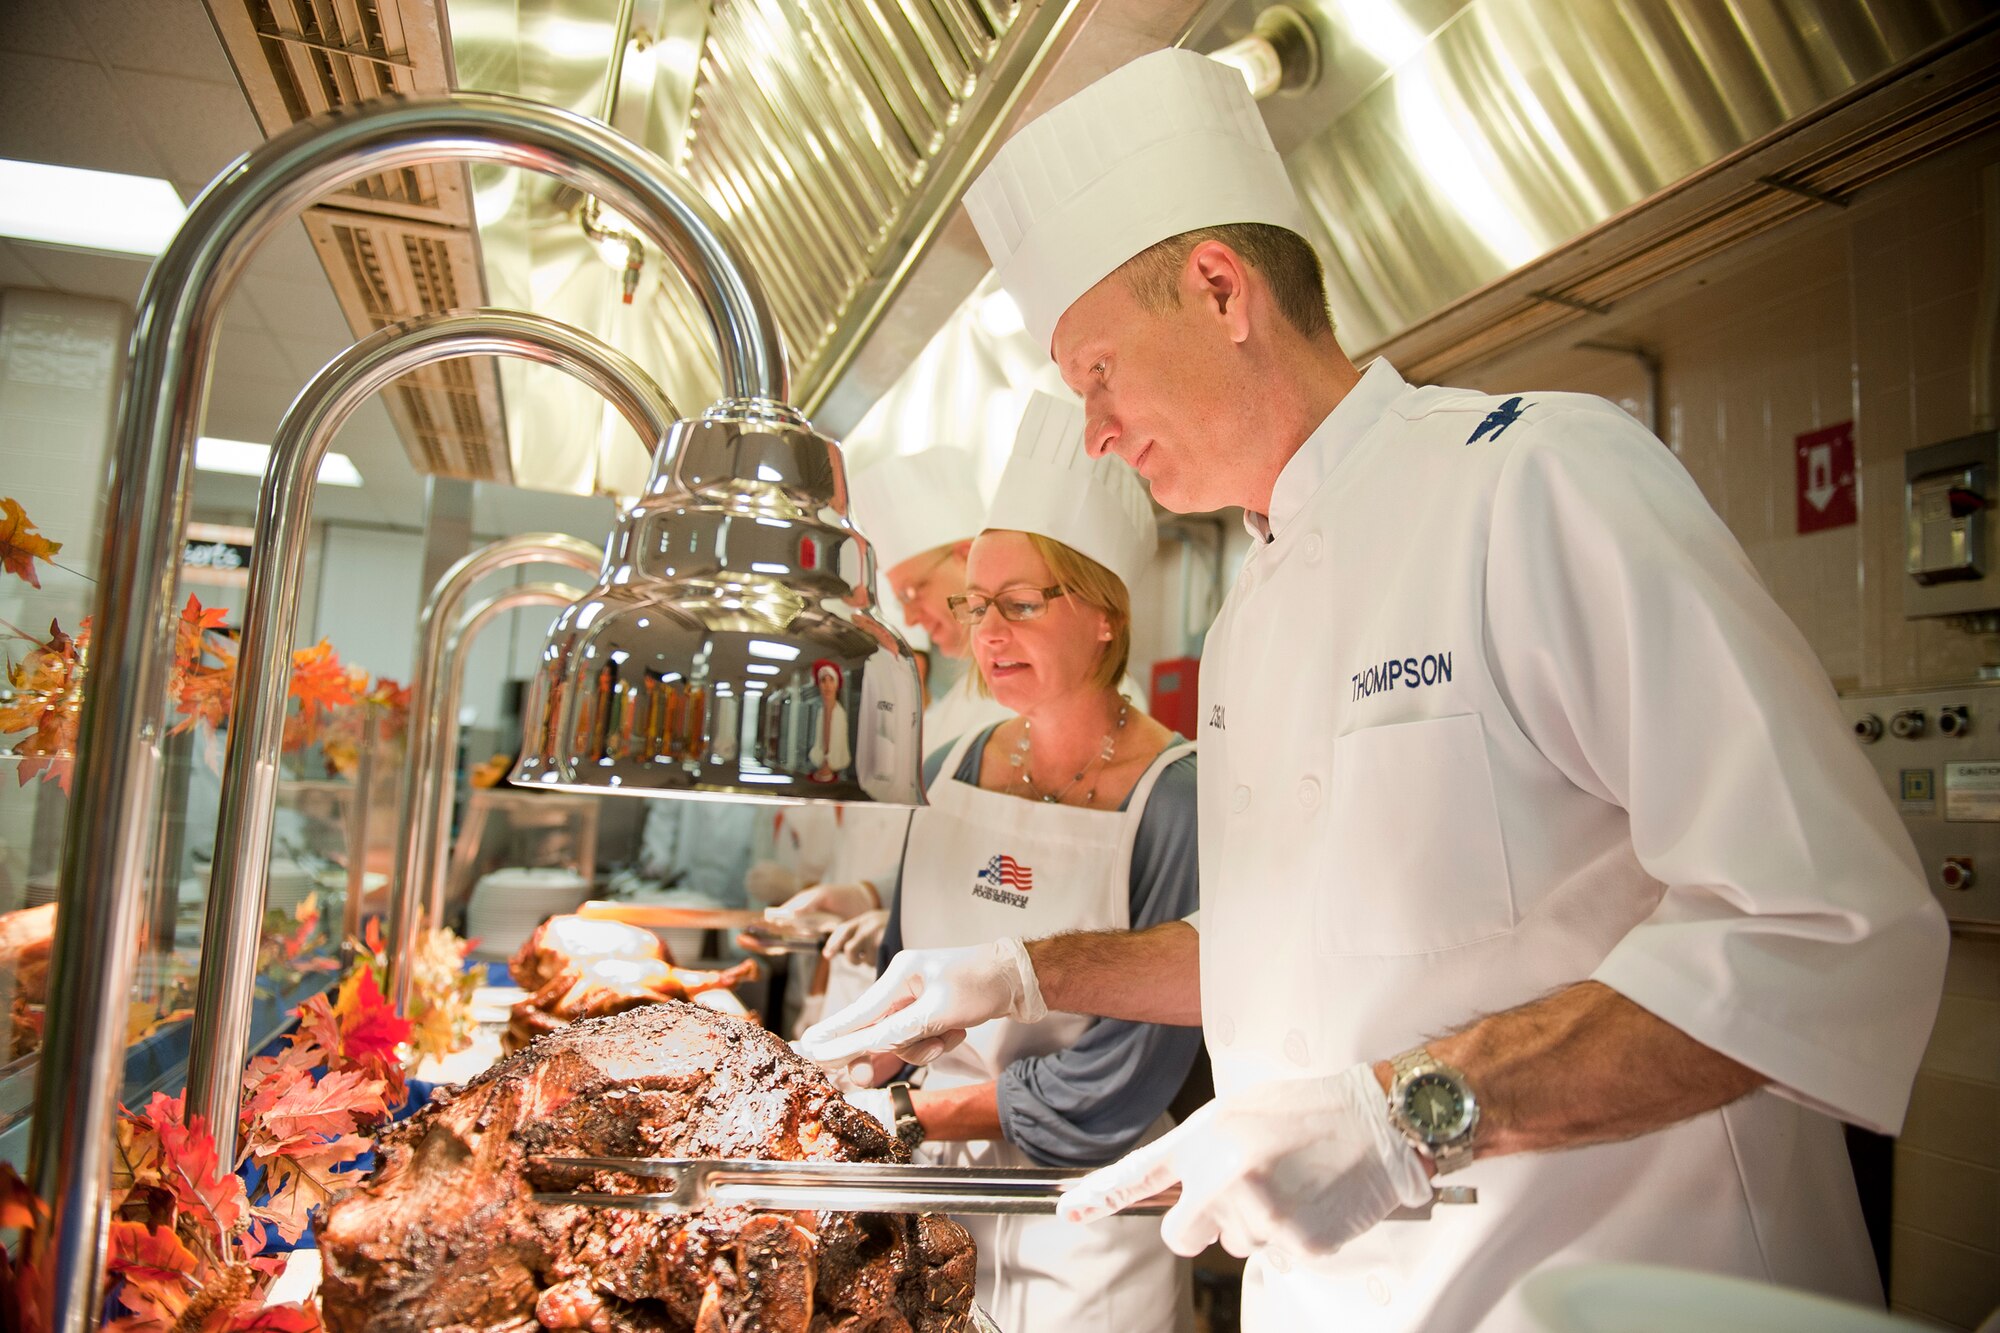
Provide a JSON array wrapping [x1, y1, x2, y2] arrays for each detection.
[[893, 546, 959, 604], [946, 585, 1068, 626]]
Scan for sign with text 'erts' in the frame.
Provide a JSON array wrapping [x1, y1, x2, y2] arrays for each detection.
[[1796, 421, 1857, 534]]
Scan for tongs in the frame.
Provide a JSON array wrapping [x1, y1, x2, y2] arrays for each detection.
[[531, 1156, 1474, 1219]]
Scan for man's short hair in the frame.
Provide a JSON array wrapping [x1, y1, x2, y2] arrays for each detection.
[[1117, 223, 1333, 339]]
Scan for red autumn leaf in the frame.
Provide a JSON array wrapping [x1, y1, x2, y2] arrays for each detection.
[[362, 917, 386, 959], [249, 1067, 388, 1154], [0, 497, 62, 590], [238, 1048, 317, 1138], [175, 594, 228, 664], [104, 1220, 200, 1327], [0, 1248, 51, 1333], [330, 966, 411, 1074], [105, 1219, 200, 1285], [152, 1107, 248, 1243]]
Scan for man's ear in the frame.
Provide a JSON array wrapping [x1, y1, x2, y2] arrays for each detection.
[[1185, 241, 1253, 344]]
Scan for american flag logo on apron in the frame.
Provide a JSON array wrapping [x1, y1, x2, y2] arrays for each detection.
[[972, 853, 1035, 906]]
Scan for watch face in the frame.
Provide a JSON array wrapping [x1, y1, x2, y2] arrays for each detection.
[[1400, 1071, 1474, 1141]]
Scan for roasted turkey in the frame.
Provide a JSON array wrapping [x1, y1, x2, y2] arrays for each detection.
[[318, 1001, 977, 1332], [505, 915, 761, 1052]]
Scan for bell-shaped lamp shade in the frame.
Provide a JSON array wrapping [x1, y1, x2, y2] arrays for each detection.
[[511, 400, 927, 806]]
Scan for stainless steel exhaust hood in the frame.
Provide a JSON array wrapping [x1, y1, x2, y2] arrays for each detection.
[[199, 0, 1999, 492], [848, 0, 2000, 460], [1205, 0, 2000, 376], [201, 0, 1214, 494]]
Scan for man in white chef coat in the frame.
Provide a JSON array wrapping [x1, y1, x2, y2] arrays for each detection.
[[800, 48, 1952, 1332]]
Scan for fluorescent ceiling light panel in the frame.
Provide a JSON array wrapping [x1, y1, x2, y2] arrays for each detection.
[[196, 436, 365, 488], [0, 159, 187, 256]]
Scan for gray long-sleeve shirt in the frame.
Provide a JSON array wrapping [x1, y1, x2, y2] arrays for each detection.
[[879, 727, 1202, 1168]]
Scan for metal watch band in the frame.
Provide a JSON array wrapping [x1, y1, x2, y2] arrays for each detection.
[[1388, 1047, 1478, 1175], [887, 1081, 925, 1150]]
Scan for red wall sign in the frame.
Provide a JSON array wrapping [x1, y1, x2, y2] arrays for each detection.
[[1796, 421, 1857, 534]]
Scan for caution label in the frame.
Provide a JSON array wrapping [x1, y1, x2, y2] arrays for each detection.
[[1944, 762, 2000, 822]]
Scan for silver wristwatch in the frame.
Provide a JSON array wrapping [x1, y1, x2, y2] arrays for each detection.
[[1386, 1046, 1479, 1174]]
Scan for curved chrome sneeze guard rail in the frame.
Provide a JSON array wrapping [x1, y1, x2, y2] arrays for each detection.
[[186, 310, 666, 1160], [387, 536, 604, 1016], [27, 91, 918, 1330]]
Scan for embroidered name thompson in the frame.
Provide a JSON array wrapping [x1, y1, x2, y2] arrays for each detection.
[[1351, 652, 1453, 701]]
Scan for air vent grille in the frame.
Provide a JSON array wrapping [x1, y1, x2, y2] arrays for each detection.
[[306, 213, 507, 481], [202, 0, 507, 482]]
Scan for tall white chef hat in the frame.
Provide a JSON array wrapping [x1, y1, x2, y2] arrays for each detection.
[[847, 448, 985, 574], [984, 392, 1156, 590], [963, 47, 1309, 352]]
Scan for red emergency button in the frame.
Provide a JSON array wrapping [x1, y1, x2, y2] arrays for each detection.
[[1941, 857, 1976, 891]]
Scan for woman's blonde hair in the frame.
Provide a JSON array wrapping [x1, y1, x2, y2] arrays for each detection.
[[970, 532, 1131, 697]]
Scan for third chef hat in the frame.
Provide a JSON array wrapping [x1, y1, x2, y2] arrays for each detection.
[[962, 47, 1309, 352], [847, 448, 985, 574], [984, 392, 1156, 590]]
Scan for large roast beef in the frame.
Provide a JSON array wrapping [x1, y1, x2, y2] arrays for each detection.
[[319, 1001, 975, 1333]]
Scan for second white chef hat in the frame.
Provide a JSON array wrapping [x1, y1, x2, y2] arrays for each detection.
[[847, 448, 985, 574], [962, 48, 1309, 352], [984, 392, 1156, 590]]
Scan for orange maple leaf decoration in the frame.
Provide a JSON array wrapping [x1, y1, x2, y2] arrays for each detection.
[[0, 497, 62, 590], [280, 640, 357, 751], [2, 618, 86, 793], [176, 594, 229, 660], [287, 640, 356, 715], [104, 1219, 203, 1328], [97, 956, 418, 1321], [168, 595, 237, 740]]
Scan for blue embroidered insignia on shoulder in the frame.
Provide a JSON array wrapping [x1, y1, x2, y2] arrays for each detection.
[[1466, 396, 1530, 445]]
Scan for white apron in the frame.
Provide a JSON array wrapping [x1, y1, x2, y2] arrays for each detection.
[[901, 728, 1195, 1333], [1195, 360, 1938, 1330]]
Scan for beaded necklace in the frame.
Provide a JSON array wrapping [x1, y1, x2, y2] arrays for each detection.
[[1007, 696, 1130, 806]]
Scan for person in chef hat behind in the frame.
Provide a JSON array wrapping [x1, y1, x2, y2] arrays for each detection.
[[749, 449, 1016, 1031], [840, 390, 1201, 1333], [803, 44, 1947, 1333]]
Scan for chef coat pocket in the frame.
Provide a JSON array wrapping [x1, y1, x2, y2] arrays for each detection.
[[1317, 713, 1515, 955]]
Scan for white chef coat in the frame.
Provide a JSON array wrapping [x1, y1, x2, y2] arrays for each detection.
[[1195, 359, 1948, 1331], [790, 675, 1012, 1031], [903, 727, 1195, 1333]]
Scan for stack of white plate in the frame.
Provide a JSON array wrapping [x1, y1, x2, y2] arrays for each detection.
[[265, 857, 319, 918], [466, 867, 592, 961]]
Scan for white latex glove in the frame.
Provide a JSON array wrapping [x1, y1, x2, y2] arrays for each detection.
[[770, 880, 878, 923], [844, 1086, 896, 1133], [823, 907, 890, 965], [744, 860, 804, 908], [1057, 1064, 1433, 1262], [795, 938, 1046, 1069]]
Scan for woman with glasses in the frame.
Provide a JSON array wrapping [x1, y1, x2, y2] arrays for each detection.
[[845, 392, 1199, 1332]]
